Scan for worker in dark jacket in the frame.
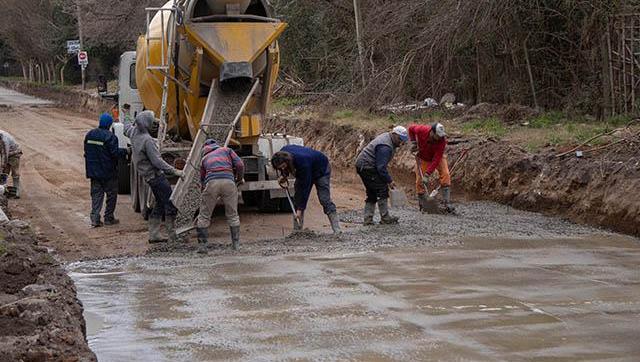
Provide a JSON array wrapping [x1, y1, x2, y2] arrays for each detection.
[[271, 145, 341, 234], [355, 126, 408, 225], [84, 113, 126, 227]]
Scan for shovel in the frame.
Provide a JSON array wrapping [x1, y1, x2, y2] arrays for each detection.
[[425, 148, 470, 198], [279, 175, 302, 229]]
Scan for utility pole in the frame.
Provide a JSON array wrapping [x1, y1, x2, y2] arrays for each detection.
[[76, 1, 86, 90], [353, 0, 366, 88]]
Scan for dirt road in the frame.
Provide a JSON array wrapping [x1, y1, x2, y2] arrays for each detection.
[[0, 87, 360, 261], [3, 87, 640, 360]]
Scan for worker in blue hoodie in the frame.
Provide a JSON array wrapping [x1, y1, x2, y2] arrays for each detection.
[[271, 145, 341, 234], [84, 113, 126, 227]]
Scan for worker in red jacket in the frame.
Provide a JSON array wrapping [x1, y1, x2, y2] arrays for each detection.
[[408, 123, 453, 212]]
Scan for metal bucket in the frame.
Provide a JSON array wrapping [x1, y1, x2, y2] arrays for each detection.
[[390, 189, 408, 208]]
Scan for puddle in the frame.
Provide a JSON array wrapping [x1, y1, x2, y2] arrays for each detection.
[[70, 234, 640, 361]]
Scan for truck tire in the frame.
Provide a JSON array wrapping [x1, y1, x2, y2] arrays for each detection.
[[279, 197, 293, 212], [117, 154, 131, 194], [138, 174, 150, 220], [257, 190, 280, 213], [130, 162, 140, 212]]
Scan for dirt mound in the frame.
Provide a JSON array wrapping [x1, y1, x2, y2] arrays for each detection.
[[0, 222, 96, 361], [450, 139, 640, 236], [460, 103, 539, 124]]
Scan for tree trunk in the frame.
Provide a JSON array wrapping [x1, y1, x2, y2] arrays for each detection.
[[20, 62, 27, 80], [50, 62, 57, 83], [28, 61, 34, 82]]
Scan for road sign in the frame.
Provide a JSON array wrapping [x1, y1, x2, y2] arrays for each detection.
[[77, 51, 88, 66], [66, 40, 80, 54]]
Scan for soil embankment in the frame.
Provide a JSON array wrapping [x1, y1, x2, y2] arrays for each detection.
[[264, 116, 640, 237], [0, 209, 96, 361]]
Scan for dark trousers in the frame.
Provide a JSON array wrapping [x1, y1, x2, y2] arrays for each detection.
[[295, 173, 337, 215], [147, 175, 178, 219], [356, 167, 389, 204], [90, 177, 118, 222]]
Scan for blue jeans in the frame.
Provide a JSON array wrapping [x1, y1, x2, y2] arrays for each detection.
[[295, 172, 337, 215], [147, 175, 177, 218]]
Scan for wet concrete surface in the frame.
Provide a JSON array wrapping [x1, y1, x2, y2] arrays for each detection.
[[69, 203, 640, 361], [0, 86, 53, 106]]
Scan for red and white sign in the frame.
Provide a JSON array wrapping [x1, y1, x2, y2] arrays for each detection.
[[77, 51, 88, 66]]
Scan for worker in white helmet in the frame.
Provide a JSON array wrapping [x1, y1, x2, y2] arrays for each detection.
[[355, 126, 408, 225]]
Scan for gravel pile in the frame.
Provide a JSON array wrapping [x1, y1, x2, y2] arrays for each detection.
[[173, 84, 252, 231]]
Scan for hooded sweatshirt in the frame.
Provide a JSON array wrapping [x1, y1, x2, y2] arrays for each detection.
[[123, 111, 176, 181], [200, 139, 244, 185], [408, 124, 447, 175], [84, 115, 124, 180]]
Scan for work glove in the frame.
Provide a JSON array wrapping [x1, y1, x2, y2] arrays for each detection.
[[410, 141, 418, 153], [172, 169, 184, 178], [389, 181, 397, 190], [422, 174, 430, 186]]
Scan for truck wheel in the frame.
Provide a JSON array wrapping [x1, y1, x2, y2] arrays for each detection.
[[279, 197, 293, 212], [257, 190, 280, 213], [139, 175, 150, 220], [117, 154, 131, 194], [130, 162, 140, 212]]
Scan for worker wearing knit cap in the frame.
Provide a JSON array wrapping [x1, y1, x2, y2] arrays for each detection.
[[84, 113, 126, 227]]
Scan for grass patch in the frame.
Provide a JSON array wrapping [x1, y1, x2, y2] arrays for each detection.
[[462, 118, 508, 138], [529, 111, 564, 128], [271, 96, 306, 112], [0, 242, 6, 257]]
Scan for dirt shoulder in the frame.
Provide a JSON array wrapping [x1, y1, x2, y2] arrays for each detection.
[[0, 213, 96, 361]]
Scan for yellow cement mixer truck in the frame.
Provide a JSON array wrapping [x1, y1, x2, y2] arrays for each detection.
[[107, 0, 302, 232]]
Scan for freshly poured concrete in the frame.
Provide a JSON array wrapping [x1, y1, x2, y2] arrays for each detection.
[[70, 230, 640, 361]]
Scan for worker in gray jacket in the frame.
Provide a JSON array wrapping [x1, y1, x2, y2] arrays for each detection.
[[355, 126, 408, 225], [123, 111, 183, 243], [0, 130, 22, 198]]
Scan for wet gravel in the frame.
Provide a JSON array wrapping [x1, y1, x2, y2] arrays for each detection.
[[147, 201, 610, 258]]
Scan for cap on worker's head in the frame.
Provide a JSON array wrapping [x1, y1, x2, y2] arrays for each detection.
[[392, 126, 409, 142], [99, 113, 113, 129], [433, 123, 446, 138], [123, 103, 131, 110]]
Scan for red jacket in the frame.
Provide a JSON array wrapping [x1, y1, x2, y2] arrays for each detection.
[[408, 124, 447, 175]]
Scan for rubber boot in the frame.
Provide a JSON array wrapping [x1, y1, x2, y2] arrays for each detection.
[[90, 215, 103, 228], [417, 193, 429, 212], [166, 215, 180, 243], [378, 198, 399, 224], [196, 227, 208, 254], [148, 216, 167, 243], [363, 202, 376, 225], [293, 212, 304, 231], [230, 226, 240, 250], [441, 186, 456, 214], [104, 217, 120, 226], [327, 212, 342, 234], [12, 176, 20, 199]]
